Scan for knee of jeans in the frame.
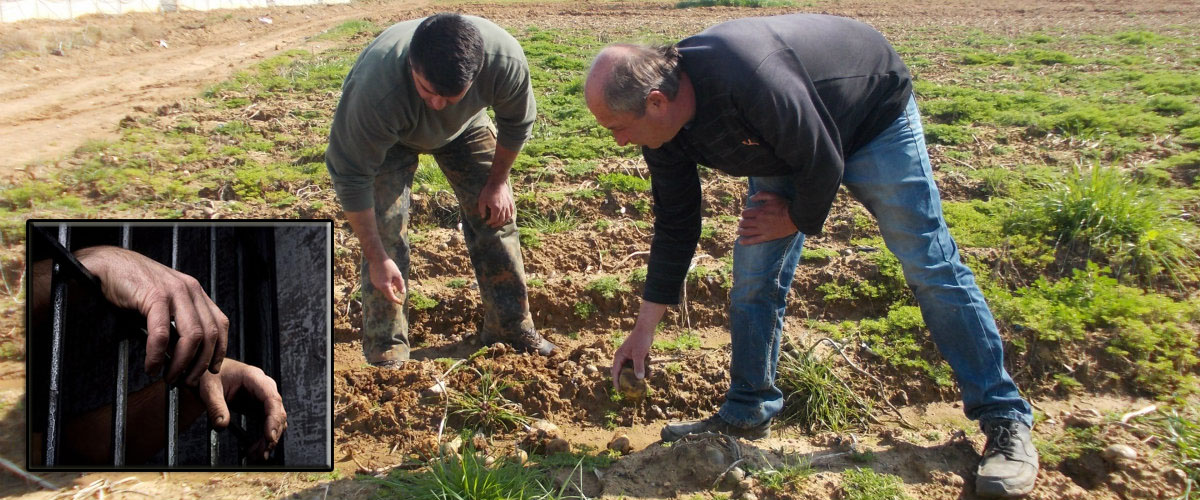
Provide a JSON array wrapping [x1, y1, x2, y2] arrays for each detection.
[[730, 273, 781, 305]]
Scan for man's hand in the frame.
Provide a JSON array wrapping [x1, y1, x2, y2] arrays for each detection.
[[197, 359, 287, 462], [368, 257, 407, 305], [610, 301, 667, 390], [477, 180, 515, 228], [737, 191, 799, 245], [74, 246, 228, 386]]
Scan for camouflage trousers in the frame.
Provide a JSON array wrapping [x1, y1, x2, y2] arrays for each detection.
[[361, 123, 537, 364]]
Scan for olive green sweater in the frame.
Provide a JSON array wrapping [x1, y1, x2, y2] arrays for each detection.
[[325, 15, 535, 212]]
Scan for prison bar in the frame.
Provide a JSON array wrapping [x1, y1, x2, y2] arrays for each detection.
[[44, 224, 69, 466], [36, 223, 286, 467], [111, 225, 131, 466]]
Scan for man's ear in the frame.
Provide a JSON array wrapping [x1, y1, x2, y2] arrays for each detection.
[[646, 90, 669, 112]]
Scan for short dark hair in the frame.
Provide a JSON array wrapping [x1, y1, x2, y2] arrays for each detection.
[[600, 44, 683, 116], [409, 13, 485, 97]]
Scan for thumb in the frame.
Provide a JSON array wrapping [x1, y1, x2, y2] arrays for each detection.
[[633, 354, 645, 380], [199, 373, 231, 429], [749, 191, 777, 202]]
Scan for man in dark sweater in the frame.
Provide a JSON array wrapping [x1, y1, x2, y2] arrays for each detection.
[[327, 13, 554, 366], [585, 14, 1037, 497]]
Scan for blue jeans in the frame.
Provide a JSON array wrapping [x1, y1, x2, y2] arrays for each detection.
[[718, 96, 1033, 429]]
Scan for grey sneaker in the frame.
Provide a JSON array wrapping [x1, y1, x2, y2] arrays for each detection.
[[661, 413, 770, 442], [976, 419, 1039, 497]]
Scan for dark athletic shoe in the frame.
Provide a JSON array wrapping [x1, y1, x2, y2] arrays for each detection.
[[660, 413, 770, 442], [976, 419, 1039, 497], [482, 329, 556, 356]]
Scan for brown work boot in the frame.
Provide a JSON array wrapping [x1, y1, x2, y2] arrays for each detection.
[[480, 329, 555, 356], [365, 344, 410, 368], [661, 413, 771, 442]]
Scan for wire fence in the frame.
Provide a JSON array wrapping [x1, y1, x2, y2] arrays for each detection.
[[1, 0, 347, 23]]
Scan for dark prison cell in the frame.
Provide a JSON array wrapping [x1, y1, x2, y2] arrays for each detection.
[[28, 222, 331, 469]]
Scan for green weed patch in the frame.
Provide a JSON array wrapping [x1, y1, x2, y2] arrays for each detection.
[[988, 262, 1200, 396]]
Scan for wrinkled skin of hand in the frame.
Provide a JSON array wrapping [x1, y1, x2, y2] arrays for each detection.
[[74, 245, 229, 386], [197, 359, 288, 462]]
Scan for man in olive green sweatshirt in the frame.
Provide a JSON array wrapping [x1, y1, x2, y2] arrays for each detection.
[[326, 13, 554, 367]]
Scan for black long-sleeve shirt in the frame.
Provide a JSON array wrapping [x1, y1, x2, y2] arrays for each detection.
[[642, 14, 912, 305]]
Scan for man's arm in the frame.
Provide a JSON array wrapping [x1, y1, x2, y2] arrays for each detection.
[[477, 143, 519, 228], [30, 245, 228, 386], [609, 147, 702, 384], [344, 209, 406, 304]]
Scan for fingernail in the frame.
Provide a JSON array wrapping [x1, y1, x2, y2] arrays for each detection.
[[270, 429, 278, 441]]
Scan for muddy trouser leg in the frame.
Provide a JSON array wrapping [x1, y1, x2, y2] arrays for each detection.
[[432, 124, 549, 352], [842, 95, 1033, 428], [361, 145, 419, 365]]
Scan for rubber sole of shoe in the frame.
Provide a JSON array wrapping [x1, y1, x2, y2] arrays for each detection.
[[976, 476, 1036, 498]]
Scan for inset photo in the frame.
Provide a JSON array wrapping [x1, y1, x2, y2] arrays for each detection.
[[26, 220, 331, 470]]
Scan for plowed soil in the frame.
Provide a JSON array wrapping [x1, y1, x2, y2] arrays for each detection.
[[1, 0, 1197, 499]]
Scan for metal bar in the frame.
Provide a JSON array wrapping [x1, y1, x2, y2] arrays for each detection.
[[112, 225, 132, 466], [236, 236, 247, 464], [44, 224, 69, 466], [167, 225, 179, 467], [208, 227, 219, 466]]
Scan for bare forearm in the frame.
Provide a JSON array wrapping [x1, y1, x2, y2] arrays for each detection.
[[488, 144, 519, 186], [344, 209, 389, 264]]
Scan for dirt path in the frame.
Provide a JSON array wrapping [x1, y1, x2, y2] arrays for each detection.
[[0, 1, 428, 182]]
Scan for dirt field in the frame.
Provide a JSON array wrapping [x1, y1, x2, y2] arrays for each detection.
[[1, 0, 1198, 498]]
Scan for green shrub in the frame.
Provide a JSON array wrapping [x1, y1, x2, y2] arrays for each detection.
[[598, 172, 651, 193], [586, 275, 630, 299], [1003, 164, 1198, 285], [408, 290, 439, 311], [925, 124, 973, 145], [988, 262, 1200, 395]]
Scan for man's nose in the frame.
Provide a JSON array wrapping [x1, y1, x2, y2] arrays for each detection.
[[429, 97, 446, 110], [614, 132, 629, 147]]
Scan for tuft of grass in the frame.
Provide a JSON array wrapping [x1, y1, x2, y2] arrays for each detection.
[[376, 445, 566, 500], [652, 330, 701, 352], [752, 455, 814, 491], [776, 345, 873, 432], [408, 290, 439, 311], [597, 172, 650, 193], [414, 158, 452, 193], [585, 275, 630, 299], [1034, 425, 1102, 467], [450, 368, 529, 433], [523, 207, 579, 234], [573, 301, 597, 319], [447, 278, 469, 289], [1145, 409, 1199, 498], [314, 20, 380, 41], [841, 468, 913, 500], [1003, 164, 1198, 286]]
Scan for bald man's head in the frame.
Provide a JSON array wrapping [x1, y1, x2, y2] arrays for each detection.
[[585, 44, 683, 117], [585, 43, 692, 149]]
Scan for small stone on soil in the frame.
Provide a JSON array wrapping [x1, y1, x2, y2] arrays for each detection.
[[1102, 444, 1137, 462], [607, 433, 633, 455]]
